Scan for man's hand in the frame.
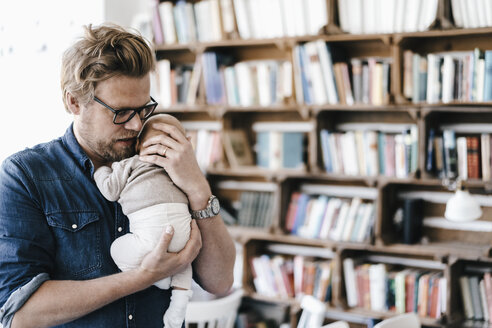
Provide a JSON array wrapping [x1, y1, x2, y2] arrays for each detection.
[[139, 122, 212, 209], [138, 220, 202, 284]]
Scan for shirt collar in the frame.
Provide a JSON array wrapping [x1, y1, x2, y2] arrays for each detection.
[[61, 123, 95, 176]]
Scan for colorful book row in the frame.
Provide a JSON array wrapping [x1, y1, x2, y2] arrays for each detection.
[[338, 0, 438, 34], [426, 129, 492, 181], [404, 49, 492, 104], [320, 127, 418, 178], [285, 193, 375, 243], [251, 254, 333, 302], [343, 259, 447, 319], [294, 41, 391, 106], [151, 0, 328, 45], [460, 272, 492, 321]]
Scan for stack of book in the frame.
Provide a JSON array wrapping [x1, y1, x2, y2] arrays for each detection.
[[155, 59, 197, 107], [223, 60, 292, 107], [293, 40, 391, 106], [338, 0, 438, 34], [403, 49, 492, 104], [459, 272, 492, 322], [251, 254, 333, 301], [343, 258, 447, 319], [451, 0, 492, 29], [200, 53, 292, 106], [151, 0, 328, 45], [426, 128, 492, 181], [183, 121, 223, 171], [253, 122, 311, 171], [320, 126, 418, 178], [285, 193, 375, 243], [237, 191, 275, 228]]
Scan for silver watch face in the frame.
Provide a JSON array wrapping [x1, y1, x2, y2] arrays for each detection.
[[210, 197, 220, 215]]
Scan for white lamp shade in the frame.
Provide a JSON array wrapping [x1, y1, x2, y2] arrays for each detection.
[[444, 189, 483, 222]]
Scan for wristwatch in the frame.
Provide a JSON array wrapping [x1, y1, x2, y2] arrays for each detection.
[[191, 195, 220, 219]]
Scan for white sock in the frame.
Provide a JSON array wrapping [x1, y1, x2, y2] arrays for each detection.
[[163, 289, 193, 328]]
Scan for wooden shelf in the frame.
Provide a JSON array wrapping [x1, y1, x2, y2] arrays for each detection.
[[153, 5, 492, 326], [346, 307, 445, 327], [371, 242, 492, 261]]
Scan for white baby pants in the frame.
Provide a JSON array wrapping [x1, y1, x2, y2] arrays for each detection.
[[110, 203, 192, 290]]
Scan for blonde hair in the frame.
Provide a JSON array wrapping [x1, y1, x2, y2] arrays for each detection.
[[61, 23, 155, 112]]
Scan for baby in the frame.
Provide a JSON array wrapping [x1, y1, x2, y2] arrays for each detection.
[[94, 114, 193, 328]]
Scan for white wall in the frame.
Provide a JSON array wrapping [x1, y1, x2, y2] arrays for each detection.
[[0, 0, 149, 163], [105, 0, 149, 28]]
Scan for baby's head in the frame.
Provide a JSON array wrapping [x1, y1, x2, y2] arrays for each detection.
[[136, 114, 186, 153]]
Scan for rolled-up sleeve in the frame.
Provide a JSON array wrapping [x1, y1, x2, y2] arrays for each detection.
[[0, 157, 55, 327], [0, 273, 50, 327]]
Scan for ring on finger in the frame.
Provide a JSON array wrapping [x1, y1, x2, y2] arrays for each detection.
[[163, 147, 168, 157]]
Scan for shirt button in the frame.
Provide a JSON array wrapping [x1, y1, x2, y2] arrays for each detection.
[[128, 314, 133, 320], [72, 224, 77, 229], [1, 308, 4, 313], [118, 227, 123, 232]]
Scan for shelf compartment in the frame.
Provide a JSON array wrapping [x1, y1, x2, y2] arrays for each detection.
[[280, 178, 378, 246], [211, 176, 280, 232], [379, 183, 492, 259], [423, 110, 492, 182], [243, 238, 336, 306], [340, 249, 449, 326], [316, 109, 421, 180]]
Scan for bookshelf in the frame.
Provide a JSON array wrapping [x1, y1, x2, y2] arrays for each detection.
[[150, 0, 492, 327]]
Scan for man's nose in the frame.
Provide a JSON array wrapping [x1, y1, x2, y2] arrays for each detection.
[[124, 113, 143, 131]]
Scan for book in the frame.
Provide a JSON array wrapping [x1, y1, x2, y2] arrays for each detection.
[[157, 59, 172, 107], [222, 130, 254, 167], [426, 128, 436, 173], [186, 55, 202, 105], [291, 194, 310, 235], [282, 132, 305, 169], [343, 258, 359, 307], [314, 40, 338, 104], [303, 195, 328, 239], [484, 273, 492, 322], [460, 276, 474, 319], [341, 197, 361, 241], [355, 202, 374, 242], [395, 269, 408, 313], [320, 129, 332, 172], [402, 198, 423, 244], [159, 1, 177, 45], [485, 134, 492, 181], [479, 278, 489, 322], [468, 275, 484, 320], [369, 263, 387, 311], [329, 201, 350, 241], [457, 136, 468, 180], [466, 136, 480, 180], [319, 198, 341, 239], [417, 0, 438, 32], [304, 41, 327, 105], [150, 0, 164, 45], [443, 130, 458, 179], [285, 192, 302, 232]]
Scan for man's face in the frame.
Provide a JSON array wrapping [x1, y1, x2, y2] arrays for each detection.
[[73, 74, 151, 167]]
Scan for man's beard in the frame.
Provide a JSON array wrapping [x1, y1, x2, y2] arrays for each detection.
[[99, 138, 137, 162], [86, 135, 138, 163]]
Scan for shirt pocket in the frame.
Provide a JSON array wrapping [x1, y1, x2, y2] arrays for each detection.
[[46, 211, 102, 278]]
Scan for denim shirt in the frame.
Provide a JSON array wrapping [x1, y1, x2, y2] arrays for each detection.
[[0, 125, 171, 327]]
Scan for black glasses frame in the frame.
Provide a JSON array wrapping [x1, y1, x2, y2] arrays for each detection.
[[93, 96, 158, 124]]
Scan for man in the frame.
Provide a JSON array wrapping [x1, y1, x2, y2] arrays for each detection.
[[0, 24, 235, 328]]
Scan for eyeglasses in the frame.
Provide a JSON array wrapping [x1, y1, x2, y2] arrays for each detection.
[[93, 96, 158, 124]]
